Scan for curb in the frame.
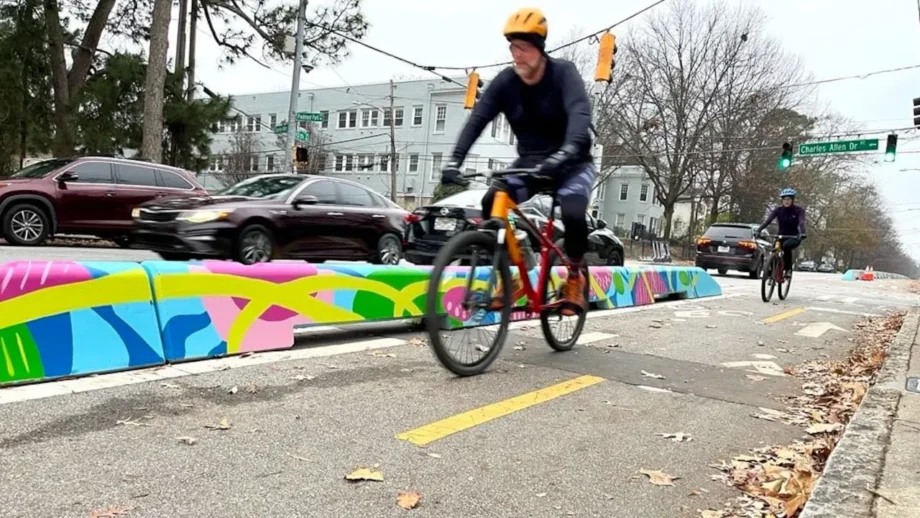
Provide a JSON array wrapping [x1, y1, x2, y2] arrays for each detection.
[[799, 308, 919, 518]]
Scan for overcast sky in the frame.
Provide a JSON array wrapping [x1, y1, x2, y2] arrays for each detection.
[[158, 0, 920, 261]]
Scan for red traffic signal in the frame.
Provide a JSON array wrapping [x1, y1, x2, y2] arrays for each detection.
[[295, 147, 308, 164]]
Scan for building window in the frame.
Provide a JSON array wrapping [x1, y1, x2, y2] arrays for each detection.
[[269, 114, 277, 129], [383, 109, 391, 128], [409, 153, 419, 173], [249, 155, 259, 172], [361, 109, 376, 128], [209, 155, 224, 172], [616, 213, 626, 227], [434, 104, 447, 133], [371, 110, 379, 127], [412, 106, 423, 126], [228, 116, 242, 133], [345, 154, 355, 171], [596, 182, 607, 201], [393, 154, 400, 172], [394, 107, 404, 127], [640, 184, 649, 202], [358, 154, 374, 170], [619, 184, 629, 201], [638, 214, 646, 225], [348, 110, 357, 128], [267, 155, 275, 171], [338, 112, 348, 129], [430, 152, 442, 180], [380, 154, 389, 172], [334, 154, 345, 172], [246, 116, 261, 132], [320, 111, 328, 129]]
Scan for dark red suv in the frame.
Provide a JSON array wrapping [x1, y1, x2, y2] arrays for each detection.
[[0, 156, 207, 246]]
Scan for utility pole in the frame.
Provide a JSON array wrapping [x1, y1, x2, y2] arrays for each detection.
[[175, 0, 188, 88], [284, 0, 308, 170], [185, 0, 198, 101], [388, 79, 397, 202]]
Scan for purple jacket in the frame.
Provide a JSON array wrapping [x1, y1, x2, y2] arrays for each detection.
[[757, 205, 806, 236]]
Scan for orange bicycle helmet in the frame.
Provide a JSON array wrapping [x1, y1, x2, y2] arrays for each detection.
[[503, 8, 548, 50]]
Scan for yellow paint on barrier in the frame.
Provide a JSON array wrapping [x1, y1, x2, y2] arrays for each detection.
[[762, 307, 807, 324], [395, 374, 605, 447], [0, 271, 153, 331]]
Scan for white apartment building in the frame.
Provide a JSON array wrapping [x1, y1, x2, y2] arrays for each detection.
[[203, 78, 519, 207], [591, 165, 665, 237]]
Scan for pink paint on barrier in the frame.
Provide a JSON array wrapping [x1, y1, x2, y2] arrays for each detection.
[[0, 260, 92, 303], [441, 286, 473, 321], [200, 296, 310, 352]]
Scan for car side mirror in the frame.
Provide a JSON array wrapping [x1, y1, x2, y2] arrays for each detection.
[[292, 194, 318, 207], [57, 171, 78, 183]]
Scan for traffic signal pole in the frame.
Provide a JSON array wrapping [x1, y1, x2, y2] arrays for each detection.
[[284, 0, 308, 171], [389, 79, 397, 202]]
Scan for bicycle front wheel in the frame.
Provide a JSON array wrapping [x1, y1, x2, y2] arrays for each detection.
[[539, 238, 589, 352], [425, 230, 513, 376], [760, 255, 777, 302], [778, 270, 792, 300]]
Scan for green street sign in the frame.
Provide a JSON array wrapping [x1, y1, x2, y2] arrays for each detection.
[[797, 139, 879, 156], [296, 129, 309, 142], [295, 112, 324, 122], [273, 123, 288, 134]]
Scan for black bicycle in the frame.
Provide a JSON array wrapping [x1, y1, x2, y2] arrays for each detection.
[[760, 234, 800, 302]]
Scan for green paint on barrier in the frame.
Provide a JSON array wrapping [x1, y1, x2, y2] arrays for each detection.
[[0, 324, 44, 384]]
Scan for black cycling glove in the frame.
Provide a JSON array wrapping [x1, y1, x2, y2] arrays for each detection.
[[440, 161, 468, 186], [538, 144, 579, 176]]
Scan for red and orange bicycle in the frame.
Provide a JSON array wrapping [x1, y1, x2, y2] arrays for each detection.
[[424, 168, 590, 376]]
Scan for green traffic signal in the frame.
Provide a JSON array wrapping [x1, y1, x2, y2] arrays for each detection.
[[778, 157, 791, 169], [778, 142, 793, 170], [884, 134, 897, 163]]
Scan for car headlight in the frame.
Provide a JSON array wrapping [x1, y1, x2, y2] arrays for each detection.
[[131, 208, 141, 218], [177, 209, 234, 223]]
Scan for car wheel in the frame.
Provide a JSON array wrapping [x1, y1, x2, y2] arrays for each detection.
[[2, 203, 51, 246], [749, 258, 762, 279], [112, 236, 132, 248], [717, 268, 728, 276], [375, 234, 402, 265], [605, 248, 624, 267], [233, 224, 275, 265]]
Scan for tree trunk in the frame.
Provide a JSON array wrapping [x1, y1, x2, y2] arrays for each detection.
[[42, 0, 74, 156], [662, 203, 675, 241], [140, 0, 173, 161]]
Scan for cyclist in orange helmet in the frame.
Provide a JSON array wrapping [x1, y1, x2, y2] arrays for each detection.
[[440, 7, 596, 315]]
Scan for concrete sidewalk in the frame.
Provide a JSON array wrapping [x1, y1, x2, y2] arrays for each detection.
[[801, 307, 920, 518]]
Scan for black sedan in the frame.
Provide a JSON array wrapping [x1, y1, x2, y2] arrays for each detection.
[[404, 189, 625, 267], [695, 223, 768, 278]]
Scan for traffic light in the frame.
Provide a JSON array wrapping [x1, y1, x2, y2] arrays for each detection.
[[464, 71, 483, 109], [294, 146, 308, 164], [913, 98, 920, 128], [778, 142, 793, 170], [594, 32, 618, 83], [884, 134, 898, 162]]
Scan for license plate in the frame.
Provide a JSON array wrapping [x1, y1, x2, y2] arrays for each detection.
[[717, 246, 730, 253], [434, 218, 456, 231]]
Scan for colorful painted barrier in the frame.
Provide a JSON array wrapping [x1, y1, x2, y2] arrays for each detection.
[[0, 260, 722, 387], [841, 270, 908, 281], [0, 261, 164, 386]]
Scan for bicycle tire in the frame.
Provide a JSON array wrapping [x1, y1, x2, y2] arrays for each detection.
[[760, 254, 777, 302], [539, 238, 590, 352], [425, 230, 513, 376], [778, 268, 792, 300]]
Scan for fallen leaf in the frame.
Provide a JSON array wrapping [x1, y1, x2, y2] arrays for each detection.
[[746, 374, 767, 381], [160, 382, 180, 389], [641, 370, 666, 379], [806, 423, 844, 435], [292, 374, 316, 381], [757, 340, 765, 347], [536, 492, 547, 497], [396, 490, 421, 510], [706, 325, 718, 329], [90, 505, 135, 517], [513, 345, 526, 351], [228, 386, 239, 395], [345, 467, 384, 482], [426, 452, 441, 459], [698, 510, 723, 518], [205, 418, 232, 430], [244, 383, 258, 394], [775, 348, 791, 353], [639, 469, 678, 486], [287, 453, 309, 462], [656, 432, 692, 442], [176, 436, 197, 445], [408, 337, 427, 346]]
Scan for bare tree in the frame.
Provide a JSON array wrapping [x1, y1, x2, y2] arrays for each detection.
[[139, 0, 172, 162], [219, 130, 261, 187], [595, 0, 771, 239]]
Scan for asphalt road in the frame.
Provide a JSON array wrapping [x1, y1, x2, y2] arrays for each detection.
[[0, 257, 917, 517]]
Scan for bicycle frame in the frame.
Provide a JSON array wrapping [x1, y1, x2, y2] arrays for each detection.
[[490, 189, 575, 313]]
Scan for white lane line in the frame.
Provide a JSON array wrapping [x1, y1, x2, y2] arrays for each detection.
[[816, 295, 835, 301], [0, 337, 408, 406], [577, 332, 617, 345]]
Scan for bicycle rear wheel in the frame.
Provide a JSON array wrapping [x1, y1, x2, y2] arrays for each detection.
[[778, 269, 792, 300], [539, 238, 590, 352], [425, 230, 513, 376], [760, 254, 777, 302]]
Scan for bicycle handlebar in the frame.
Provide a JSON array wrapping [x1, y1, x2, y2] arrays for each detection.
[[460, 167, 547, 180], [760, 233, 804, 240]]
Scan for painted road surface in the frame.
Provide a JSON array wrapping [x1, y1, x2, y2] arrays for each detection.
[[0, 272, 916, 517]]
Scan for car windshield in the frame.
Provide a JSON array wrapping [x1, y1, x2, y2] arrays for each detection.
[[704, 225, 753, 239], [433, 189, 488, 208], [9, 159, 75, 178], [216, 176, 304, 199]]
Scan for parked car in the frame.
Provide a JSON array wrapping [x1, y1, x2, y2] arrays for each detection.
[[797, 260, 816, 272], [130, 173, 409, 265], [817, 263, 836, 273], [403, 189, 625, 266], [695, 223, 768, 278], [0, 156, 207, 246]]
